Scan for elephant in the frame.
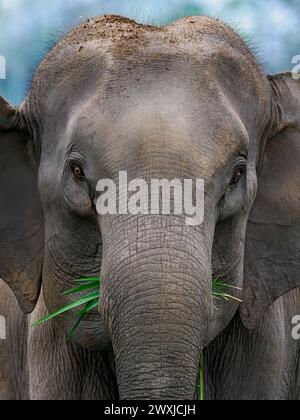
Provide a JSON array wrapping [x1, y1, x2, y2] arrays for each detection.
[[0, 15, 299, 400]]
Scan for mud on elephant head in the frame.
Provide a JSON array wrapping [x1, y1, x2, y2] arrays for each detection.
[[0, 16, 299, 399]]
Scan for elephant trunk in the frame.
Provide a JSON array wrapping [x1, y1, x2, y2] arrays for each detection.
[[100, 215, 212, 400]]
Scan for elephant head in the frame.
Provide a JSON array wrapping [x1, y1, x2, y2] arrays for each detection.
[[0, 16, 299, 399]]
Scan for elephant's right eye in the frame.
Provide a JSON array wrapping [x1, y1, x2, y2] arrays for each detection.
[[70, 161, 86, 181]]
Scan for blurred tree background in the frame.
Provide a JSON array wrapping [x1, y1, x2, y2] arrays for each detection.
[[0, 0, 299, 104]]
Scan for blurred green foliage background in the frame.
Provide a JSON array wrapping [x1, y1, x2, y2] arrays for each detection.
[[0, 0, 299, 105]]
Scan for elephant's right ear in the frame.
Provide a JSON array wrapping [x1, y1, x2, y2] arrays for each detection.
[[241, 73, 300, 329], [0, 96, 44, 314]]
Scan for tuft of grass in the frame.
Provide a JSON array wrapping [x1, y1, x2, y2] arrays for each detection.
[[32, 277, 101, 340], [212, 278, 242, 303]]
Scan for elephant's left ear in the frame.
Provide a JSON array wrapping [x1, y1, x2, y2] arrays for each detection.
[[240, 73, 300, 329]]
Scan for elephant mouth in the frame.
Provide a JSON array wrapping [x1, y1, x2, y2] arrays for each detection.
[[35, 214, 243, 401], [35, 269, 240, 325], [34, 255, 242, 399]]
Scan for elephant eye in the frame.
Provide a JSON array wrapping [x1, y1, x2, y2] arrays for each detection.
[[70, 162, 86, 181], [230, 167, 244, 185]]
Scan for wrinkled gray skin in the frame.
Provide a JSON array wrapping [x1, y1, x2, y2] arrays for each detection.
[[0, 280, 28, 400], [0, 16, 300, 400]]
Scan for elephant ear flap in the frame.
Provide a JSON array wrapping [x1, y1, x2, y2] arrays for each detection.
[[0, 97, 44, 314], [240, 73, 300, 329]]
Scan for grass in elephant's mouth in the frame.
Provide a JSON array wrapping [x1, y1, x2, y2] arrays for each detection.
[[32, 277, 241, 398], [212, 278, 242, 303], [32, 277, 101, 340], [32, 277, 241, 338]]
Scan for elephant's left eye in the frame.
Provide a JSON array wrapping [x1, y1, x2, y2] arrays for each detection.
[[230, 167, 245, 185], [70, 162, 86, 181]]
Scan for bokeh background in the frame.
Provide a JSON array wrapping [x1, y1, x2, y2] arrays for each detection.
[[0, 0, 299, 105]]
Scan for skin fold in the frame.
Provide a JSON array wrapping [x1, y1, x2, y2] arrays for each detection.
[[0, 15, 299, 400]]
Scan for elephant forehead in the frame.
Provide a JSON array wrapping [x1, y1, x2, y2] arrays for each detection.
[[31, 15, 269, 123], [65, 83, 249, 181], [33, 15, 270, 174]]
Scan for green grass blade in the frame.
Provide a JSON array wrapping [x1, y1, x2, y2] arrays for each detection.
[[212, 292, 230, 301], [213, 281, 242, 291], [199, 353, 204, 401], [67, 300, 100, 340], [32, 291, 100, 328], [63, 282, 100, 296], [75, 299, 99, 317], [67, 298, 100, 340], [221, 294, 242, 303], [212, 291, 242, 303], [66, 312, 86, 341]]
